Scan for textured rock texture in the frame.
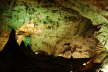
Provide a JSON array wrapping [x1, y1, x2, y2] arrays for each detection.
[[0, 0, 108, 59], [14, 0, 97, 58], [0, 31, 10, 51]]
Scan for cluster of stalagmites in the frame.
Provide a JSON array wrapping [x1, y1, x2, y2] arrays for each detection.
[[0, 29, 102, 72]]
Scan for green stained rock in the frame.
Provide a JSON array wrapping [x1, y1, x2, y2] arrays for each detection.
[[24, 36, 31, 46], [1, 0, 108, 58]]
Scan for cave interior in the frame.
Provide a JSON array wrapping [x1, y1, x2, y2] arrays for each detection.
[[0, 0, 108, 72]]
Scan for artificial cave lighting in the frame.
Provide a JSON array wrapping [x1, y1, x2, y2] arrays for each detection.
[[1, 0, 108, 72]]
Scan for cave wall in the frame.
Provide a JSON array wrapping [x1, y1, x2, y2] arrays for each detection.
[[0, 0, 108, 59]]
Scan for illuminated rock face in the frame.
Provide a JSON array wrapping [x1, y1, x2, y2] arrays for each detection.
[[0, 31, 10, 51], [13, 1, 98, 58], [0, 0, 104, 58], [99, 57, 108, 72], [56, 36, 97, 58]]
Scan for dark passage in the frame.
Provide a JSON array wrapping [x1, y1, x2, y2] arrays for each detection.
[[0, 29, 101, 72]]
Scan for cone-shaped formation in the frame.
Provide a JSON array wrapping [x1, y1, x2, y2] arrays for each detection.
[[19, 41, 34, 56], [18, 41, 27, 56], [0, 29, 19, 72], [0, 29, 19, 55], [26, 44, 34, 56]]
